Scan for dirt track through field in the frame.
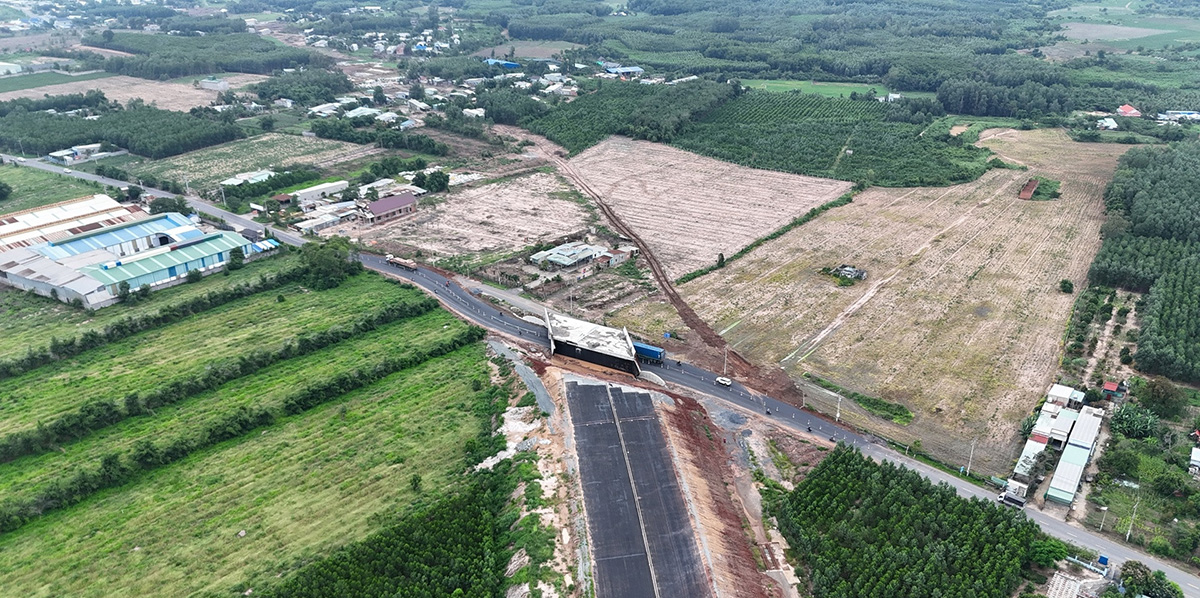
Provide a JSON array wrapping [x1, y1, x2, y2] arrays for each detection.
[[0, 75, 261, 112]]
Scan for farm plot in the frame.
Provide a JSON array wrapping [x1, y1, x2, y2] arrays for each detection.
[[568, 137, 852, 279], [0, 254, 298, 361], [0, 344, 489, 597], [0, 273, 415, 437], [127, 133, 371, 187], [357, 171, 594, 256], [672, 129, 1128, 475], [0, 163, 100, 216], [0, 75, 222, 112], [0, 311, 464, 504]]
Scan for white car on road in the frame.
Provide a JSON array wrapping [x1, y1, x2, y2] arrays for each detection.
[[62, 169, 72, 174], [715, 376, 732, 387]]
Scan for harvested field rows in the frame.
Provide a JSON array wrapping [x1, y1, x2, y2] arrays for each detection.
[[569, 137, 852, 279], [359, 171, 593, 256], [0, 75, 236, 112], [127, 133, 371, 187], [0, 345, 487, 597], [0, 273, 416, 437], [675, 129, 1128, 474]]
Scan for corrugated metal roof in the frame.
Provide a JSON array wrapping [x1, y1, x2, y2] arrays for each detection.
[[37, 212, 197, 258], [1013, 438, 1048, 478], [1047, 444, 1091, 503], [1067, 406, 1103, 450], [79, 231, 248, 285]]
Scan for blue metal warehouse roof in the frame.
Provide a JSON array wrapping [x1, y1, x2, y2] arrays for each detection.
[[37, 213, 200, 259], [79, 231, 249, 285]]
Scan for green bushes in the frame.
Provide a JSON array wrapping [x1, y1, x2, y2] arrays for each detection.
[[266, 459, 516, 598], [0, 286, 438, 464], [84, 32, 331, 80], [522, 79, 737, 152]]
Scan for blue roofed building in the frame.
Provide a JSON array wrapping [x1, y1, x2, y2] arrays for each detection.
[[0, 196, 280, 309], [485, 58, 521, 69]]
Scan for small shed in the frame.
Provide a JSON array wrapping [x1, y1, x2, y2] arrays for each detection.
[[1018, 179, 1040, 200]]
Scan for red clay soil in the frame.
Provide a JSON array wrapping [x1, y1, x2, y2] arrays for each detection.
[[1019, 178, 1040, 200], [548, 151, 805, 407], [661, 392, 781, 598]]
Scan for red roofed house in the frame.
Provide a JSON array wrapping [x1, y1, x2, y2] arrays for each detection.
[[1102, 380, 1126, 400], [366, 193, 417, 224], [1117, 104, 1142, 117]]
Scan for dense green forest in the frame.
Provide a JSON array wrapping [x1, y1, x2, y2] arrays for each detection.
[[252, 70, 356, 106], [82, 32, 330, 80], [457, 0, 1200, 117], [1090, 143, 1200, 382], [0, 104, 243, 159], [765, 445, 1046, 598]]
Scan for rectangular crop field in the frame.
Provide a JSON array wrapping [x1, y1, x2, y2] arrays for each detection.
[[673, 129, 1129, 475], [0, 71, 115, 94], [0, 272, 414, 437], [568, 137, 852, 279], [0, 254, 298, 361], [0, 310, 466, 504], [0, 75, 223, 112], [0, 342, 489, 597], [127, 133, 375, 187], [741, 79, 893, 98], [0, 163, 102, 215]]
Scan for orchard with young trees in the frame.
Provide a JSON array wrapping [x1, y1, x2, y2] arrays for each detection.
[[1089, 142, 1200, 382], [764, 445, 1047, 598]]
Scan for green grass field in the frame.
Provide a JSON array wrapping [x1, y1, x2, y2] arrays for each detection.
[[0, 273, 414, 437], [127, 133, 360, 187], [0, 254, 299, 361], [0, 71, 115, 94], [742, 79, 892, 97], [0, 310, 465, 504], [0, 343, 488, 597], [0, 164, 104, 215]]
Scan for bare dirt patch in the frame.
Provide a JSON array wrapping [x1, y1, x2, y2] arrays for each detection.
[[357, 171, 594, 257], [472, 41, 582, 59], [655, 129, 1129, 475], [568, 137, 853, 279], [0, 75, 222, 111], [1061, 22, 1164, 40], [949, 124, 970, 136]]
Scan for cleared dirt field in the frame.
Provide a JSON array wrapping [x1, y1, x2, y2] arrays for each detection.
[[659, 129, 1128, 475], [1062, 22, 1164, 40], [569, 137, 853, 279], [127, 134, 375, 187], [356, 172, 594, 256], [0, 75, 249, 112]]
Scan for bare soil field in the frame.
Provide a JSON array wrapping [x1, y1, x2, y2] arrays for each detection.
[[1061, 22, 1163, 40], [644, 129, 1128, 475], [0, 75, 226, 111], [568, 137, 853, 279], [356, 171, 594, 257]]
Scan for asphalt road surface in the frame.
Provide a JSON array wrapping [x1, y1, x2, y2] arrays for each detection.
[[362, 255, 1200, 596], [23, 153, 1197, 593]]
